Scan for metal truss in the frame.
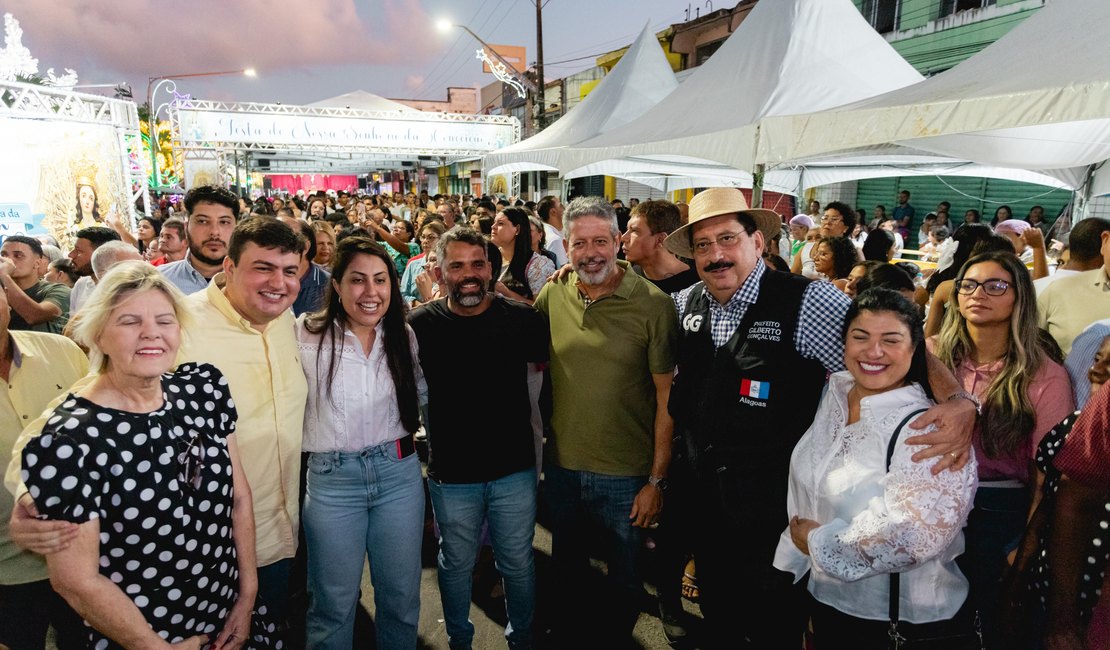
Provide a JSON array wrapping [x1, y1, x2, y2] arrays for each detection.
[[168, 98, 520, 157], [0, 79, 139, 129]]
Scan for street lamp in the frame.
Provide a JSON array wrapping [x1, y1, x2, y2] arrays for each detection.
[[145, 67, 256, 190]]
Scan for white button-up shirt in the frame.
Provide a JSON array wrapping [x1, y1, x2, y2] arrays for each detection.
[[296, 317, 426, 452]]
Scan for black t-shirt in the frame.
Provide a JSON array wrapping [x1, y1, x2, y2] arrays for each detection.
[[408, 295, 549, 483], [649, 266, 700, 295]]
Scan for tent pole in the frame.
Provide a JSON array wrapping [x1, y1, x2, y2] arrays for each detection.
[[751, 163, 765, 208]]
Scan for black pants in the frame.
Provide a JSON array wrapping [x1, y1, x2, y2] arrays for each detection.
[[690, 475, 807, 649], [0, 579, 86, 650], [809, 594, 982, 649]]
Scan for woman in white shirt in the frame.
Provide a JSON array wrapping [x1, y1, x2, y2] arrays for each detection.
[[296, 236, 427, 650], [774, 289, 979, 646]]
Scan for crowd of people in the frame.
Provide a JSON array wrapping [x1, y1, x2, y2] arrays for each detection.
[[0, 182, 1107, 650]]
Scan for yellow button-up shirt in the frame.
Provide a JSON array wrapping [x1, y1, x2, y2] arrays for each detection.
[[179, 278, 308, 567], [5, 278, 308, 569], [1, 331, 88, 584]]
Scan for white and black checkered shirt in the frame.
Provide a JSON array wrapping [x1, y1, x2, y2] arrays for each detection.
[[672, 262, 850, 373]]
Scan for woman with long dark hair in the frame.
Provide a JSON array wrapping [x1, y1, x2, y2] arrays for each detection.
[[490, 207, 555, 304], [929, 251, 1074, 645], [74, 182, 101, 228], [924, 224, 995, 336], [776, 289, 978, 646], [296, 237, 426, 649], [135, 215, 162, 256]]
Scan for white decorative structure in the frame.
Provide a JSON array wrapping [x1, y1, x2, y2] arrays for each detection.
[[0, 13, 38, 81], [478, 49, 526, 100]]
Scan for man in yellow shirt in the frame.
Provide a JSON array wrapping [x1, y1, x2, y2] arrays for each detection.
[[0, 288, 89, 649], [7, 214, 308, 633]]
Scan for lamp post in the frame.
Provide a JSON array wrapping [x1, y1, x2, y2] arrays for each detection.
[[145, 68, 256, 190]]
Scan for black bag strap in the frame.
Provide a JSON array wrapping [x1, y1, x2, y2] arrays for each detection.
[[886, 408, 929, 647]]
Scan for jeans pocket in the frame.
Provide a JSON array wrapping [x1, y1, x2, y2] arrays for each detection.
[[307, 452, 335, 475]]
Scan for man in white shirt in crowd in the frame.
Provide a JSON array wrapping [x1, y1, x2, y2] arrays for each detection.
[[1034, 217, 1110, 294], [537, 195, 568, 266]]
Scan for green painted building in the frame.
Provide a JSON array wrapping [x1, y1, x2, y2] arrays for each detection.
[[844, 1, 1065, 237]]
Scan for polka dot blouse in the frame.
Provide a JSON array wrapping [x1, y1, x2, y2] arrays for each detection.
[[21, 363, 280, 649]]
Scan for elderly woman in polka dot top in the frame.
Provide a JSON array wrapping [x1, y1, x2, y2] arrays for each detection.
[[20, 262, 279, 650]]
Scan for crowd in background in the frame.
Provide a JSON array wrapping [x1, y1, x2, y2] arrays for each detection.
[[0, 182, 1107, 650]]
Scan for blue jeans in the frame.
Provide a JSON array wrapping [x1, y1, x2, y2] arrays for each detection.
[[543, 463, 646, 634], [303, 444, 425, 650], [429, 469, 537, 650]]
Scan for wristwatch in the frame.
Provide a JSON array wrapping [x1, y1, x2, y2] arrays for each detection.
[[648, 475, 668, 491], [947, 390, 982, 416]]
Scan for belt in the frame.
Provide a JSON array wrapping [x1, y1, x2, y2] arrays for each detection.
[[392, 433, 416, 460]]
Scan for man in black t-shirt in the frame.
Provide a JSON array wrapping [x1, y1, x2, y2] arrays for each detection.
[[408, 226, 549, 650], [620, 200, 700, 295]]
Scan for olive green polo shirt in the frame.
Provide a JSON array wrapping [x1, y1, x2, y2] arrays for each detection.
[[534, 260, 678, 476]]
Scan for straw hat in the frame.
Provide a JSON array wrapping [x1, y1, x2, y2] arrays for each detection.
[[664, 188, 782, 258]]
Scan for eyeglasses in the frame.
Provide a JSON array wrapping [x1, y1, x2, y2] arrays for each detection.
[[821, 216, 843, 224], [692, 232, 744, 255], [419, 233, 440, 242], [955, 278, 1011, 296], [177, 433, 205, 490]]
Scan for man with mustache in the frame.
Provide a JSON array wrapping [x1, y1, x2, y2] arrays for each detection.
[[408, 227, 549, 650], [665, 188, 978, 648], [533, 196, 679, 645], [159, 185, 239, 295]]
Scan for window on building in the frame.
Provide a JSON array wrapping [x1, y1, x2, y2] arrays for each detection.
[[694, 38, 726, 67], [940, 0, 997, 18], [860, 0, 899, 33]]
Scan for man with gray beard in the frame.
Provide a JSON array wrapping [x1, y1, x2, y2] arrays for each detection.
[[407, 227, 549, 650], [533, 197, 679, 645]]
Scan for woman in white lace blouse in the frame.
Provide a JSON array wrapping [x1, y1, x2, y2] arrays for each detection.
[[773, 289, 979, 645]]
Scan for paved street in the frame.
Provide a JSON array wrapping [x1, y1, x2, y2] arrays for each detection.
[[345, 468, 706, 650]]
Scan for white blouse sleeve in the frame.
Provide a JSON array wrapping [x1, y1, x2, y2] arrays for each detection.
[[808, 430, 977, 583]]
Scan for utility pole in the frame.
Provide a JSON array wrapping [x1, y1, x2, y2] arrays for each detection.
[[535, 0, 546, 131]]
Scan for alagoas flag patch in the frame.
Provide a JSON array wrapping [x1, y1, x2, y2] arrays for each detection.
[[740, 379, 770, 400]]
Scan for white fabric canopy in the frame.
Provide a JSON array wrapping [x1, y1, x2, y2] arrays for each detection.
[[307, 90, 414, 113], [482, 22, 678, 176], [758, 0, 1110, 172], [556, 0, 924, 177]]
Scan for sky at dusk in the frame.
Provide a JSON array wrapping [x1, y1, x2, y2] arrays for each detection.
[[8, 0, 696, 106]]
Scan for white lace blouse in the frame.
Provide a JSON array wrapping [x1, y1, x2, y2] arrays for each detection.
[[773, 372, 978, 623], [296, 317, 427, 453]]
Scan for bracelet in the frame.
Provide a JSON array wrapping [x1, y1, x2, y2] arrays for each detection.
[[947, 390, 982, 416]]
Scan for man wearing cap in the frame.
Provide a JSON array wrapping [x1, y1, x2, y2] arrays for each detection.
[[665, 188, 978, 648]]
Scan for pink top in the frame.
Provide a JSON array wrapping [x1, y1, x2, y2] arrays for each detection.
[[928, 339, 1075, 483]]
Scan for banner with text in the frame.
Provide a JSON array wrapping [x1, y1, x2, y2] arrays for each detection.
[[176, 110, 516, 153]]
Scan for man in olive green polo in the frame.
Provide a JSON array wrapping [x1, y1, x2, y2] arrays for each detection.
[[533, 196, 678, 644]]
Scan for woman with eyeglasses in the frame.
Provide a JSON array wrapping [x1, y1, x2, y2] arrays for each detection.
[[400, 220, 447, 307], [19, 262, 278, 649], [928, 250, 1074, 646]]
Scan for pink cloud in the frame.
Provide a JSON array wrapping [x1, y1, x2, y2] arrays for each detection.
[[6, 0, 442, 78], [405, 75, 425, 90]]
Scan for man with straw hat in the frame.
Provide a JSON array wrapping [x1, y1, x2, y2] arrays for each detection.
[[666, 188, 978, 648]]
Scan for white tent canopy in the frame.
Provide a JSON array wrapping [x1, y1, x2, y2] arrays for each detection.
[[556, 0, 924, 178], [758, 0, 1110, 177], [482, 22, 678, 176], [307, 90, 415, 113]]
